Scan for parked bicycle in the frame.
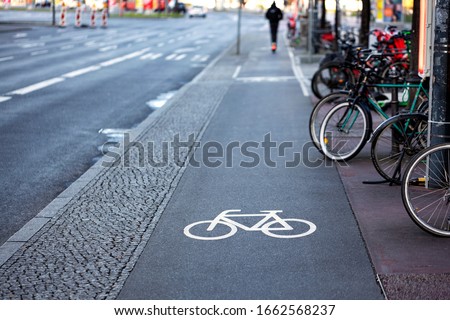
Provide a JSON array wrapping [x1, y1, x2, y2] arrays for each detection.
[[402, 143, 450, 237], [318, 54, 429, 162], [311, 27, 410, 99]]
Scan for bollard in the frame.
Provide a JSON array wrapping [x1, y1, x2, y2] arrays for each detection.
[[59, 2, 67, 28], [75, 3, 82, 28], [90, 5, 96, 28], [101, 8, 108, 28]]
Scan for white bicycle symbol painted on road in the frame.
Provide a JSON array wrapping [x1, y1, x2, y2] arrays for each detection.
[[184, 209, 317, 240]]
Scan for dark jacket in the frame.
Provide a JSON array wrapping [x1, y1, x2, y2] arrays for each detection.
[[265, 2, 283, 24]]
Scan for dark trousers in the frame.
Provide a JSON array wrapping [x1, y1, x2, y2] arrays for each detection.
[[270, 22, 279, 44]]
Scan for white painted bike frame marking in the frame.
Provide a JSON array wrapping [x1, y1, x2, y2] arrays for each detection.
[[184, 209, 317, 240]]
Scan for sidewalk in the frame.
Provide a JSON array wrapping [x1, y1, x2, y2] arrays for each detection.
[[298, 49, 450, 299], [0, 26, 449, 300]]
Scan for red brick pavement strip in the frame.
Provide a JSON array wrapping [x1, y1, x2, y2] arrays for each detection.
[[335, 148, 450, 299]]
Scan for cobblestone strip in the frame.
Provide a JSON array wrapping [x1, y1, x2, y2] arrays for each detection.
[[0, 53, 237, 299]]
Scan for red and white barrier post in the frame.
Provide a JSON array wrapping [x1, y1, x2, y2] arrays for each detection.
[[101, 4, 108, 28], [74, 2, 82, 28], [59, 2, 67, 28], [90, 5, 96, 28]]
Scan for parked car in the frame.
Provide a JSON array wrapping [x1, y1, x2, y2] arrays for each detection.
[[35, 0, 51, 7], [188, 5, 207, 18], [172, 2, 186, 14]]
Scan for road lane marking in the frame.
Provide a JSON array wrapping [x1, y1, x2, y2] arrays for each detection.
[[5, 48, 150, 97], [62, 66, 101, 78], [194, 39, 210, 45], [30, 50, 48, 56], [199, 55, 209, 62], [84, 41, 97, 47], [73, 35, 88, 40], [140, 53, 162, 60], [168, 39, 175, 44], [174, 54, 186, 61], [99, 48, 150, 66], [0, 56, 14, 62], [134, 37, 147, 43], [0, 96, 11, 103], [99, 45, 118, 52], [287, 45, 309, 97], [157, 42, 164, 47], [232, 65, 241, 79], [14, 33, 27, 38], [235, 76, 296, 82], [9, 77, 65, 95], [60, 44, 74, 50], [19, 43, 45, 49], [165, 53, 177, 61], [175, 47, 199, 53]]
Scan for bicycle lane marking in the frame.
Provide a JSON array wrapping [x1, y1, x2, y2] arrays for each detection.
[[183, 209, 317, 240]]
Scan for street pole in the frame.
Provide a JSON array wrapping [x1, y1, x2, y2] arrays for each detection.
[[237, 0, 242, 55], [52, 0, 56, 26], [334, 0, 340, 49], [430, 0, 450, 146], [307, 0, 314, 62]]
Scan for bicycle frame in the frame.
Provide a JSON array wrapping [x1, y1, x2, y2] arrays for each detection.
[[207, 209, 293, 232], [332, 80, 428, 144]]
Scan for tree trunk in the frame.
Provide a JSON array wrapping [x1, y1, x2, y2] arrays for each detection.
[[359, 0, 371, 47], [320, 0, 326, 28]]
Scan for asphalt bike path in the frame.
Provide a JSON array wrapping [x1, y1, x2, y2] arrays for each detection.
[[118, 32, 383, 299]]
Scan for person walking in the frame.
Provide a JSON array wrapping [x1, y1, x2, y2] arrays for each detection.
[[265, 1, 283, 53]]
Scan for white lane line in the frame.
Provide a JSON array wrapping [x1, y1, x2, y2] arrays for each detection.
[[235, 76, 297, 82], [174, 54, 186, 61], [0, 96, 11, 103], [168, 39, 175, 44], [175, 47, 199, 53], [84, 41, 97, 47], [99, 45, 118, 52], [73, 35, 88, 40], [165, 53, 177, 61], [9, 77, 65, 95], [232, 65, 242, 79], [199, 55, 209, 62], [60, 44, 74, 50], [191, 55, 210, 62], [157, 42, 164, 47], [287, 45, 309, 97], [6, 49, 150, 97], [30, 50, 48, 56], [0, 56, 14, 62], [99, 48, 150, 67], [140, 53, 162, 60], [134, 37, 148, 43], [14, 33, 27, 38], [19, 43, 45, 49], [62, 66, 101, 78], [194, 39, 210, 45]]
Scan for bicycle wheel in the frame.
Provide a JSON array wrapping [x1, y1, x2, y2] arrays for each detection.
[[184, 221, 237, 240], [309, 92, 348, 151], [402, 144, 450, 237], [261, 219, 317, 238], [371, 113, 428, 184], [319, 102, 370, 161], [379, 61, 410, 93], [311, 62, 355, 99]]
